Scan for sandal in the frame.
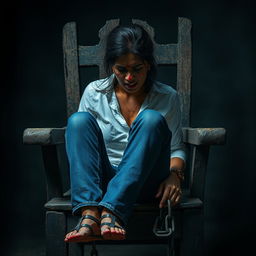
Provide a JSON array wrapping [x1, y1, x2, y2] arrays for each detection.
[[100, 213, 126, 240], [65, 214, 102, 243]]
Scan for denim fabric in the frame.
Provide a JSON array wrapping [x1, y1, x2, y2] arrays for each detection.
[[65, 110, 172, 226], [78, 76, 186, 166]]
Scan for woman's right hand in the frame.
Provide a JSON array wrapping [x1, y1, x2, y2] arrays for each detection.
[[155, 172, 182, 208]]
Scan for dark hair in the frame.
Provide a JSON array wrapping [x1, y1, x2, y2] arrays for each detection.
[[104, 24, 157, 91]]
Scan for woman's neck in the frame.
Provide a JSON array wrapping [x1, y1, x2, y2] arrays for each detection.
[[114, 83, 147, 100]]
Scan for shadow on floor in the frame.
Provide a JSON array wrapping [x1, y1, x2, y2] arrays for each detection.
[[7, 239, 168, 256]]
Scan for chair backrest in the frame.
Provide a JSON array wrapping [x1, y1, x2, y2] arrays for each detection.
[[63, 18, 192, 127]]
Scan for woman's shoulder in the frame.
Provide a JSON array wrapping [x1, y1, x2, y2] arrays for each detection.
[[152, 81, 178, 96], [80, 76, 114, 107], [85, 75, 114, 92]]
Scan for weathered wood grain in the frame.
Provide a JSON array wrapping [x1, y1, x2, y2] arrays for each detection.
[[63, 22, 80, 117], [177, 17, 192, 127], [182, 127, 226, 145], [46, 211, 67, 256], [154, 43, 177, 64], [132, 19, 178, 64], [33, 19, 228, 256], [42, 145, 63, 201], [190, 145, 210, 200], [23, 127, 66, 145], [78, 19, 120, 79]]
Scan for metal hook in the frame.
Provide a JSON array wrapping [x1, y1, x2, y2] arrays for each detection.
[[153, 200, 174, 237]]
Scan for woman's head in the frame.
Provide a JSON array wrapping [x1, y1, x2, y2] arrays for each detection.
[[104, 24, 157, 92]]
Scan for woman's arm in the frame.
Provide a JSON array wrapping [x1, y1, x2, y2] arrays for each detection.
[[155, 157, 185, 208], [170, 157, 185, 170]]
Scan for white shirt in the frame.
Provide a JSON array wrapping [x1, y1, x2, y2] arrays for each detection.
[[78, 75, 186, 167]]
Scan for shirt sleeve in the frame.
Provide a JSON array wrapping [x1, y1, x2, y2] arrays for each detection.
[[166, 92, 186, 162], [78, 85, 89, 112], [78, 83, 97, 118]]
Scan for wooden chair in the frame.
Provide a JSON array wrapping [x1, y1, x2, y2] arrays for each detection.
[[23, 18, 226, 256]]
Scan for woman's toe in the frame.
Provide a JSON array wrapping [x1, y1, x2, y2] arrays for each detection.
[[111, 228, 116, 233], [67, 231, 73, 237], [65, 231, 76, 240], [72, 231, 78, 236], [102, 227, 110, 234], [77, 227, 87, 236]]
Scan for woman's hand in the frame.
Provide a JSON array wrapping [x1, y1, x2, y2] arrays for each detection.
[[155, 172, 182, 208]]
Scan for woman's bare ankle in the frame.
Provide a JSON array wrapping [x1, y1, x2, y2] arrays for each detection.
[[81, 206, 100, 218], [102, 207, 116, 215]]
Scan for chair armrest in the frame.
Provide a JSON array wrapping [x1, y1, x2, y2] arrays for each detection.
[[182, 127, 226, 145], [23, 127, 66, 145]]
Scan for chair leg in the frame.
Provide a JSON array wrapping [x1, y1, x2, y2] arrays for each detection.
[[167, 235, 174, 256], [167, 235, 181, 256], [69, 242, 98, 256], [67, 215, 84, 256], [179, 209, 203, 256], [46, 211, 67, 256], [68, 243, 84, 256], [173, 238, 181, 256], [90, 242, 98, 256]]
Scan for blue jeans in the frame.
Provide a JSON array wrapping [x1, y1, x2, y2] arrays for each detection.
[[65, 110, 172, 226]]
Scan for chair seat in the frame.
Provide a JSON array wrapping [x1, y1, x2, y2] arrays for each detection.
[[45, 191, 203, 241], [44, 190, 203, 212]]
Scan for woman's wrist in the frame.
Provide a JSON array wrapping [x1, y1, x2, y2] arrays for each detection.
[[170, 167, 184, 182]]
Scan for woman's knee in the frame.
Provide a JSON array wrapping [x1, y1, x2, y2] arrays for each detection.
[[67, 112, 96, 131], [136, 109, 166, 129]]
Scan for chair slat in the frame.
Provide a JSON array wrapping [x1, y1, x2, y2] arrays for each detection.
[[78, 45, 101, 66], [154, 43, 177, 64], [63, 22, 80, 117], [177, 17, 192, 127], [64, 18, 192, 127]]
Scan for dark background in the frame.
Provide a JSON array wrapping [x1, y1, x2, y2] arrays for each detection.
[[2, 0, 256, 255]]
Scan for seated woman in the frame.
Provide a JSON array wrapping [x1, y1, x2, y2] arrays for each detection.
[[64, 23, 186, 243]]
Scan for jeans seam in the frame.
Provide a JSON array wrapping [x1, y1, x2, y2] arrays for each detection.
[[72, 202, 99, 215], [98, 202, 127, 226]]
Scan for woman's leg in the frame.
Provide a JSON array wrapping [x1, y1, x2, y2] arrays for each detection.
[[65, 112, 115, 241], [99, 109, 171, 227]]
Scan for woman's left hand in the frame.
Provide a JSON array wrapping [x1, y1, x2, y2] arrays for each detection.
[[155, 172, 182, 208]]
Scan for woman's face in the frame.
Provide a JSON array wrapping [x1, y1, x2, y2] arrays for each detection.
[[112, 53, 150, 95]]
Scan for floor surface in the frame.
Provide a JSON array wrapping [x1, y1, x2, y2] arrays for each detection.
[[6, 239, 168, 256]]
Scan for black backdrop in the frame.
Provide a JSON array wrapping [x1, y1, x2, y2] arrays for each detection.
[[2, 0, 256, 255]]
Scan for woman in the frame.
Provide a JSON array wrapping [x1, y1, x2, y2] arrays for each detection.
[[64, 24, 186, 243]]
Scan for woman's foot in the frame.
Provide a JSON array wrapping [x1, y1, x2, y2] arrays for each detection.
[[65, 207, 102, 243], [100, 208, 126, 240]]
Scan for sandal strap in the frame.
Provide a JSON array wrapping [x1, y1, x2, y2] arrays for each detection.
[[101, 213, 115, 224], [82, 214, 100, 224], [74, 214, 100, 231], [100, 213, 123, 229], [100, 222, 122, 229], [80, 223, 93, 232]]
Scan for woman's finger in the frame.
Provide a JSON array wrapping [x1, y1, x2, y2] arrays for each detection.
[[155, 183, 164, 198], [168, 185, 179, 199], [170, 189, 182, 205], [175, 193, 182, 204], [159, 187, 171, 208]]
